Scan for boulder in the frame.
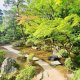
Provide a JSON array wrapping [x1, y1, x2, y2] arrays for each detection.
[[1, 58, 17, 74]]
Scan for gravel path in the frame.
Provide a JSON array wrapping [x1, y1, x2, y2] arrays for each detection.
[[2, 45, 67, 80]]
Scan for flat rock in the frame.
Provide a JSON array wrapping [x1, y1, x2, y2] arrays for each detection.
[[24, 54, 28, 57], [25, 54, 39, 61], [50, 61, 61, 66], [67, 73, 74, 79], [0, 74, 2, 78], [33, 57, 39, 61]]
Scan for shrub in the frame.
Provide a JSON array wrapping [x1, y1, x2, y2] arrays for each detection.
[[72, 69, 80, 80], [72, 47, 80, 54], [16, 66, 35, 80], [25, 39, 34, 47], [0, 50, 5, 65], [41, 45, 52, 51], [27, 54, 34, 63], [57, 49, 68, 58], [7, 71, 19, 80], [64, 58, 74, 69], [0, 71, 18, 80], [0, 36, 11, 44], [12, 40, 25, 47], [74, 55, 80, 65], [34, 40, 44, 46], [0, 74, 8, 80]]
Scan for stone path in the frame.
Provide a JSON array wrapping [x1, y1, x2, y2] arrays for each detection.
[[2, 45, 67, 80], [2, 45, 20, 55]]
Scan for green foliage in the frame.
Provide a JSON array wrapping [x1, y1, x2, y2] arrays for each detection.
[[27, 53, 34, 63], [12, 40, 25, 47], [29, 0, 80, 18], [72, 69, 80, 80], [41, 45, 52, 52], [74, 55, 80, 65], [0, 50, 5, 64], [33, 19, 61, 39], [57, 49, 68, 58], [2, 0, 80, 72], [34, 40, 43, 46], [16, 66, 35, 80], [0, 71, 18, 80], [25, 39, 34, 47], [73, 34, 80, 47], [0, 74, 8, 80], [0, 36, 11, 44], [33, 23, 53, 38], [64, 58, 74, 69]]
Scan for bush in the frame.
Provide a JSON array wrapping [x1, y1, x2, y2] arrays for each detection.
[[25, 39, 34, 47], [16, 66, 35, 80], [74, 55, 80, 65], [64, 58, 74, 69], [72, 47, 80, 54], [34, 40, 44, 46], [0, 71, 18, 80], [12, 40, 25, 47], [0, 50, 5, 65], [0, 74, 8, 80], [41, 45, 52, 51], [57, 49, 68, 58], [0, 36, 11, 44], [72, 69, 80, 80], [27, 54, 34, 64]]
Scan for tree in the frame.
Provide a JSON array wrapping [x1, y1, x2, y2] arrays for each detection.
[[0, 9, 3, 24]]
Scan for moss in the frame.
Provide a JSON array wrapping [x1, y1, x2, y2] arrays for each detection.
[[19, 47, 52, 63]]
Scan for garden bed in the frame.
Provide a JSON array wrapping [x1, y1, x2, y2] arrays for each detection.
[[0, 46, 43, 76], [16, 47, 72, 78], [16, 47, 52, 63]]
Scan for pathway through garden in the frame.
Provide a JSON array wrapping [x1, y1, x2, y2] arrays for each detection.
[[2, 45, 67, 80]]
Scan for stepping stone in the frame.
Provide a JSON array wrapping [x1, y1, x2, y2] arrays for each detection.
[[24, 54, 28, 57], [37, 72, 43, 80], [43, 71, 49, 78], [33, 57, 39, 61], [32, 46, 38, 49], [25, 54, 39, 61], [50, 61, 61, 66], [67, 73, 74, 79], [0, 75, 2, 78]]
